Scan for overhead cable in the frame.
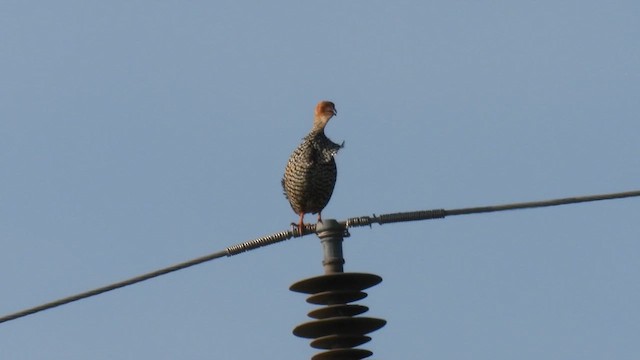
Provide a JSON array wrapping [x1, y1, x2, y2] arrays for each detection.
[[1, 189, 638, 325]]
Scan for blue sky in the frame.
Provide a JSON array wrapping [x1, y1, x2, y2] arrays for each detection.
[[1, 1, 639, 359]]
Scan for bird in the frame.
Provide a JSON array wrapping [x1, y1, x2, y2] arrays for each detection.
[[282, 101, 343, 235]]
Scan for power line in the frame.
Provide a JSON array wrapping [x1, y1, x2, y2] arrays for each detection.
[[345, 189, 640, 227], [0, 250, 228, 325], [1, 189, 639, 325]]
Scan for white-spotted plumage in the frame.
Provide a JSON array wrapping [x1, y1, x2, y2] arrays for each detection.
[[282, 101, 342, 234]]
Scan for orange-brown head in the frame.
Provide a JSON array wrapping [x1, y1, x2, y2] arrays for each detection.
[[312, 101, 337, 131]]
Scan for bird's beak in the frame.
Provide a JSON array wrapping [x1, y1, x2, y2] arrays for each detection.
[[332, 109, 338, 116]]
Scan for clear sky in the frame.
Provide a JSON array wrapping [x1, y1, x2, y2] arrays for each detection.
[[1, 1, 639, 359]]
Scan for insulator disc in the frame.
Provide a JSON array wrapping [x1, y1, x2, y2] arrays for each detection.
[[308, 304, 369, 319], [291, 272, 385, 359], [307, 290, 367, 305], [293, 317, 387, 339], [311, 348, 373, 360], [290, 273, 382, 294], [310, 334, 371, 349]]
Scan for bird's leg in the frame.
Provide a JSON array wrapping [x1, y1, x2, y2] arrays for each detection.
[[317, 212, 323, 224], [298, 212, 305, 235]]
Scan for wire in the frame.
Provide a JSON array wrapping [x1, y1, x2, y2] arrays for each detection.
[[1, 189, 639, 325], [0, 250, 227, 324], [446, 190, 640, 216], [344, 189, 640, 227]]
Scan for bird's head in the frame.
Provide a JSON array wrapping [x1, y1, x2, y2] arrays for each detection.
[[313, 101, 337, 130]]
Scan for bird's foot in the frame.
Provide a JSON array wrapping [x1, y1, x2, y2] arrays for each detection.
[[297, 213, 307, 236], [290, 222, 303, 236]]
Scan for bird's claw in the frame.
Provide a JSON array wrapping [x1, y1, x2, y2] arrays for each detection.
[[290, 222, 305, 236]]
